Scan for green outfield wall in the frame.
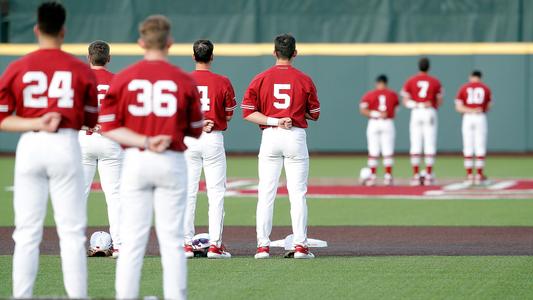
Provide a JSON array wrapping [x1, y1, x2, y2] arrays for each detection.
[[0, 51, 532, 153], [3, 0, 533, 43]]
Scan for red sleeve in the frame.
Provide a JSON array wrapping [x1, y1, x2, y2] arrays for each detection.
[[306, 79, 320, 120], [486, 86, 492, 102], [224, 78, 237, 117], [455, 85, 466, 105], [184, 82, 203, 138], [401, 79, 412, 98], [0, 66, 17, 125], [99, 77, 123, 132], [436, 79, 443, 96], [83, 68, 98, 128], [360, 92, 371, 108], [241, 77, 260, 118]]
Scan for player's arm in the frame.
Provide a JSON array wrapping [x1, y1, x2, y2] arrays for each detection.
[[241, 81, 291, 129], [305, 79, 320, 121], [0, 113, 62, 132], [104, 127, 171, 152], [224, 78, 237, 122], [435, 83, 444, 108], [184, 83, 203, 138], [400, 88, 417, 109], [455, 101, 482, 114]]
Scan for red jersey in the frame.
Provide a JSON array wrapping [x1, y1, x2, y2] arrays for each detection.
[[92, 68, 114, 107], [190, 70, 236, 131], [401, 73, 443, 108], [360, 88, 399, 119], [0, 49, 98, 129], [455, 82, 491, 112], [99, 60, 203, 152], [242, 65, 320, 129]]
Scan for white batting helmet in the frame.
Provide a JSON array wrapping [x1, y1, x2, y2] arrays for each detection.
[[88, 231, 113, 257]]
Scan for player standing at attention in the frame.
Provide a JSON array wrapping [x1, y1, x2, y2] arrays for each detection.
[[455, 70, 492, 185], [242, 34, 320, 259], [184, 40, 236, 259], [99, 15, 203, 299], [0, 2, 97, 298], [79, 40, 122, 257], [401, 57, 443, 186], [359, 75, 399, 186]]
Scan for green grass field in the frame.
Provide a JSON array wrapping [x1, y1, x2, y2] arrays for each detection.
[[1, 155, 533, 299]]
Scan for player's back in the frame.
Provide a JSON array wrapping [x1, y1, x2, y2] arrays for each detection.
[[403, 73, 442, 106], [457, 81, 491, 111], [102, 60, 201, 151], [0, 48, 97, 129], [362, 88, 399, 118], [248, 65, 318, 128], [190, 70, 235, 131], [92, 68, 114, 107]]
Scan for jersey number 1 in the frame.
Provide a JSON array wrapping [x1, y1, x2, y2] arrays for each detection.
[[197, 86, 210, 112], [22, 71, 74, 108]]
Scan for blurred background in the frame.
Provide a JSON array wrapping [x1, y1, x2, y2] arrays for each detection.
[[1, 0, 532, 153]]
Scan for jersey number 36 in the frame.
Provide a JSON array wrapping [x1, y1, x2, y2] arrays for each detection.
[[128, 79, 177, 117]]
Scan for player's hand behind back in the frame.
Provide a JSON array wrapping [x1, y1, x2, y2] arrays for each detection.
[[39, 112, 62, 132], [278, 117, 292, 129], [148, 135, 173, 153], [203, 120, 215, 133]]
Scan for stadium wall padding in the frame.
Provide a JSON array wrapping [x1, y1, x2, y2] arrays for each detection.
[[0, 53, 532, 153], [4, 0, 533, 43]]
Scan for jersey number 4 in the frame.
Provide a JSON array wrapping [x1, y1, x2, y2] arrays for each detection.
[[128, 79, 177, 117], [22, 71, 74, 108]]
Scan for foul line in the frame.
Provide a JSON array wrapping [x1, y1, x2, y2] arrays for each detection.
[[2, 43, 533, 56]]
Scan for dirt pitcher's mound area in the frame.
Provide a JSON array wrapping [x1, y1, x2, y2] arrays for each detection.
[[1, 226, 533, 257]]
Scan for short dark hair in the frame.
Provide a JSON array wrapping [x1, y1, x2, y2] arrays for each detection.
[[418, 57, 430, 72], [193, 40, 214, 63], [88, 41, 110, 66], [37, 2, 66, 36], [274, 34, 296, 60], [471, 70, 482, 78], [376, 74, 388, 84]]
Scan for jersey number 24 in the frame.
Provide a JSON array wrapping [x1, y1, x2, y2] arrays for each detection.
[[22, 71, 74, 109]]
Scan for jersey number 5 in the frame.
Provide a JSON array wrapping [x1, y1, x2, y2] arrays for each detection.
[[128, 79, 177, 117], [22, 71, 74, 108], [197, 86, 210, 112], [273, 84, 291, 109]]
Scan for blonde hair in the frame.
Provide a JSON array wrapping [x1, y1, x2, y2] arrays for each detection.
[[139, 15, 171, 50]]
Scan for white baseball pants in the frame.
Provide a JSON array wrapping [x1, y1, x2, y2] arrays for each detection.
[[183, 131, 226, 247], [115, 149, 187, 300], [12, 129, 87, 298], [256, 127, 309, 247], [79, 132, 123, 249], [410, 107, 438, 165], [366, 118, 395, 167], [462, 113, 487, 157]]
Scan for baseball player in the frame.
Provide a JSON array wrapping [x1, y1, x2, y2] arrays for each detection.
[[184, 40, 236, 259], [455, 70, 492, 185], [79, 40, 122, 257], [99, 15, 203, 300], [242, 34, 320, 259], [0, 2, 97, 298], [401, 57, 443, 186], [359, 74, 399, 186]]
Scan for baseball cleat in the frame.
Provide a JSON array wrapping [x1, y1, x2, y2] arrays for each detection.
[[464, 174, 474, 186], [383, 173, 393, 186], [474, 174, 488, 186], [293, 245, 315, 259], [360, 174, 376, 186], [423, 174, 434, 186], [184, 244, 194, 259], [254, 246, 270, 259], [112, 248, 119, 259], [207, 245, 231, 259], [410, 174, 422, 186]]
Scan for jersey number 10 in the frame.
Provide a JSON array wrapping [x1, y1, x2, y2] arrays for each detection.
[[466, 87, 485, 105]]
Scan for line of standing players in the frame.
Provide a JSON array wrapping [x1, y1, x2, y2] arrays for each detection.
[[0, 2, 320, 300], [359, 58, 492, 187]]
